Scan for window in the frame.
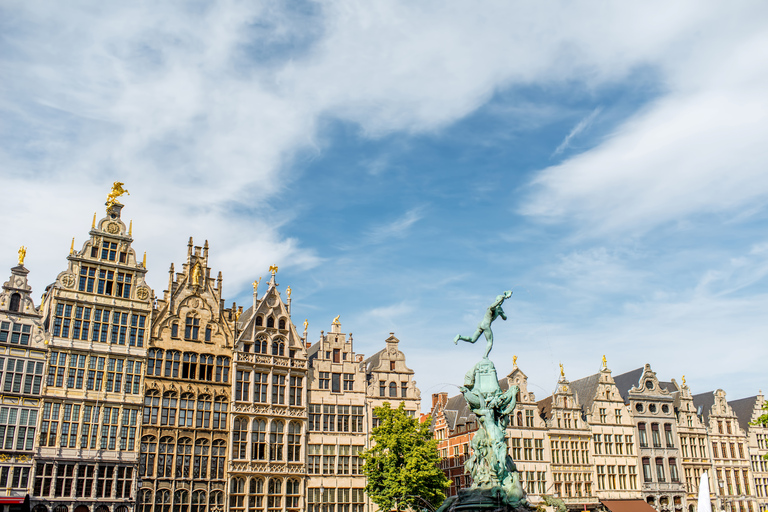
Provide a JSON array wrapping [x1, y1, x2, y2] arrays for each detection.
[[656, 458, 665, 482], [323, 405, 335, 432], [80, 405, 100, 449], [174, 489, 189, 512], [205, 326, 211, 342], [267, 317, 274, 328], [638, 423, 648, 447], [269, 421, 284, 461], [669, 458, 679, 482], [178, 393, 194, 427], [308, 404, 321, 431], [235, 371, 250, 401], [161, 392, 177, 426], [215, 357, 229, 383], [9, 294, 20, 312], [352, 406, 364, 432], [118, 408, 137, 451], [165, 351, 180, 378], [272, 374, 286, 404], [129, 314, 146, 347], [124, 360, 142, 394], [232, 418, 247, 459], [252, 419, 267, 460], [287, 422, 301, 462], [96, 465, 114, 498], [526, 410, 534, 427], [143, 390, 160, 425], [600, 408, 606, 423], [379, 380, 386, 396], [332, 373, 341, 393], [342, 373, 354, 391], [255, 334, 267, 353], [156, 489, 171, 512], [643, 458, 652, 482], [337, 405, 350, 432], [323, 445, 336, 475], [79, 266, 96, 293], [213, 396, 227, 429], [256, 316, 263, 327], [308, 445, 321, 474], [185, 316, 200, 340], [271, 340, 284, 356], [402, 381, 408, 397], [319, 372, 330, 390], [652, 423, 661, 447], [211, 440, 226, 479], [286, 479, 301, 509], [535, 439, 544, 460], [230, 477, 245, 512], [115, 467, 132, 499], [249, 478, 265, 512], [75, 464, 95, 497], [54, 463, 75, 497], [267, 478, 282, 511], [176, 437, 192, 478], [194, 394, 211, 428], [199, 355, 214, 381], [289, 376, 302, 406], [193, 440, 208, 479], [171, 323, 179, 338], [140, 436, 157, 478], [100, 407, 119, 450], [182, 353, 197, 379], [148, 349, 163, 376], [389, 382, 397, 397]]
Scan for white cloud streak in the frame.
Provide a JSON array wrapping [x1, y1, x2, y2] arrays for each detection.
[[552, 107, 602, 156]]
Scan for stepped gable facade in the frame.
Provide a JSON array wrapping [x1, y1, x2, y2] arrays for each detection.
[[138, 239, 236, 512], [538, 368, 599, 510], [503, 362, 548, 502], [672, 378, 716, 512], [570, 361, 641, 501], [228, 268, 308, 512], [693, 390, 757, 512], [0, 260, 49, 501], [305, 319, 367, 512], [729, 393, 768, 512], [34, 200, 153, 512], [364, 333, 421, 426]]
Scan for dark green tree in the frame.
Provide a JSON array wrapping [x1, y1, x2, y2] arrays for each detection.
[[362, 401, 450, 511], [752, 401, 768, 459]]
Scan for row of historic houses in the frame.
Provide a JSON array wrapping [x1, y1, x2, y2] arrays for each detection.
[[432, 361, 768, 512], [0, 194, 422, 512]]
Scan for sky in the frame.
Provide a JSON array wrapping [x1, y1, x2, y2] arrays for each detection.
[[2, 1, 768, 411]]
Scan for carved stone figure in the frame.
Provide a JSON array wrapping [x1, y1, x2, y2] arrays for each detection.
[[454, 290, 512, 358]]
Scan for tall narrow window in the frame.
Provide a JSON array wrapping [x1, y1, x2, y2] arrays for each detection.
[[193, 440, 209, 479], [252, 419, 267, 460], [287, 422, 301, 462], [269, 421, 284, 461], [212, 396, 227, 429], [196, 395, 212, 429], [232, 418, 247, 459], [389, 382, 397, 397], [176, 437, 192, 478], [185, 316, 199, 341]]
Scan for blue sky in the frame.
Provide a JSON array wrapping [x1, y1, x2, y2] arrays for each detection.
[[2, 1, 768, 408]]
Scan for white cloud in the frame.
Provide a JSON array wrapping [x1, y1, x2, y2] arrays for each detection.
[[552, 107, 602, 156]]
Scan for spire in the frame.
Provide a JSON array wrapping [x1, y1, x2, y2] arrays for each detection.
[[70, 238, 75, 255], [143, 251, 147, 268], [129, 220, 133, 237], [92, 212, 97, 229], [268, 265, 278, 288]]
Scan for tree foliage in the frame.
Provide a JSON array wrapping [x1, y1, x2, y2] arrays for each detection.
[[753, 400, 768, 460], [362, 402, 450, 511]]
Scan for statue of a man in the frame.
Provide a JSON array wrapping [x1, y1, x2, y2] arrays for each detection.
[[454, 291, 512, 358]]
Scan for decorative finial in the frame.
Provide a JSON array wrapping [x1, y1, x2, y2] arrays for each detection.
[[303, 319, 308, 331], [513, 355, 518, 367], [601, 354, 607, 370], [17, 246, 26, 266], [106, 182, 129, 209], [560, 363, 565, 378], [269, 265, 278, 276], [235, 307, 242, 322], [286, 286, 291, 299], [70, 238, 75, 255], [92, 212, 97, 228], [332, 315, 341, 326], [143, 251, 147, 268], [682, 375, 686, 386], [129, 220, 133, 236]]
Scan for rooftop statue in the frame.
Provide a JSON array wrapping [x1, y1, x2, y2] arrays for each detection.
[[106, 182, 129, 208], [454, 290, 512, 358]]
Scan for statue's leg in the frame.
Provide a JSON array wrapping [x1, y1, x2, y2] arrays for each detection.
[[483, 329, 494, 358], [454, 329, 483, 345]]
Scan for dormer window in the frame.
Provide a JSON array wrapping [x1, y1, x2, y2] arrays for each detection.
[[278, 319, 286, 330], [9, 293, 20, 312], [256, 316, 263, 327], [171, 323, 179, 338], [185, 315, 200, 340], [267, 317, 275, 328]]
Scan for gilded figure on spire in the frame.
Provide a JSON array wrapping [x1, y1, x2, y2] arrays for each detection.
[[106, 182, 130, 208]]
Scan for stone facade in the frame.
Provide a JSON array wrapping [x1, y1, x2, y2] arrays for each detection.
[[0, 262, 48, 502], [730, 394, 768, 512], [34, 201, 153, 512], [137, 239, 236, 512]]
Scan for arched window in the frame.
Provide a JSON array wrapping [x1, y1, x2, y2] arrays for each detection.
[[210, 491, 224, 510], [233, 418, 248, 459], [144, 389, 160, 424], [215, 357, 229, 383], [286, 479, 301, 509], [199, 355, 214, 381], [271, 340, 284, 356], [158, 437, 175, 478], [278, 318, 286, 330], [287, 422, 301, 462], [255, 335, 268, 354], [191, 490, 207, 512], [266, 317, 275, 328], [140, 435, 157, 477], [389, 382, 397, 397], [211, 440, 226, 479], [9, 293, 20, 312], [182, 353, 198, 379], [252, 419, 267, 460], [196, 395, 212, 429], [165, 351, 181, 378], [176, 437, 192, 478], [269, 421, 284, 461], [194, 439, 209, 479], [139, 489, 153, 512], [115, 506, 129, 512], [156, 489, 171, 512], [174, 489, 189, 512], [185, 315, 200, 340], [230, 477, 245, 512], [171, 322, 179, 338], [256, 316, 263, 327], [249, 478, 265, 511], [53, 507, 68, 512], [148, 348, 164, 376], [267, 478, 282, 510], [161, 391, 178, 426], [32, 506, 48, 512], [213, 396, 228, 429], [517, 411, 523, 427], [179, 393, 195, 427]]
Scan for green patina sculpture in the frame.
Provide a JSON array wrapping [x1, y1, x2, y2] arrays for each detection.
[[440, 291, 528, 512], [454, 290, 512, 358]]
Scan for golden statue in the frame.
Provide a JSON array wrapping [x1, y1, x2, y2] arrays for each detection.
[[269, 265, 278, 275], [332, 315, 341, 326], [235, 307, 242, 322], [252, 277, 262, 291], [682, 375, 686, 386], [601, 354, 607, 369], [17, 246, 26, 266], [192, 263, 202, 286], [106, 182, 130, 208], [303, 319, 308, 331], [559, 363, 564, 378], [513, 355, 518, 366], [286, 286, 291, 299]]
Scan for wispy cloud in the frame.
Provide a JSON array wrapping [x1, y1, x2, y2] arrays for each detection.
[[364, 206, 426, 244], [552, 106, 602, 156]]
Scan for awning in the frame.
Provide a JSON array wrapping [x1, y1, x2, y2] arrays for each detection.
[[0, 498, 25, 504], [601, 500, 659, 512]]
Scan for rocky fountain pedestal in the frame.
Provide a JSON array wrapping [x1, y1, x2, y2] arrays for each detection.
[[438, 292, 533, 512]]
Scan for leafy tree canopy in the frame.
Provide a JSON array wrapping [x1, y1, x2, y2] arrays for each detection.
[[753, 400, 768, 459], [362, 401, 450, 511]]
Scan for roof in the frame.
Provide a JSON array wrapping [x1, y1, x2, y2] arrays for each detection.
[[611, 368, 644, 402], [364, 349, 384, 374], [601, 500, 658, 512], [728, 395, 758, 432], [692, 391, 716, 423], [538, 395, 553, 420], [569, 373, 601, 412]]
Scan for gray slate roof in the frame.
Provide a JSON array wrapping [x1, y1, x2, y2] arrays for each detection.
[[728, 395, 758, 432], [692, 391, 716, 423]]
